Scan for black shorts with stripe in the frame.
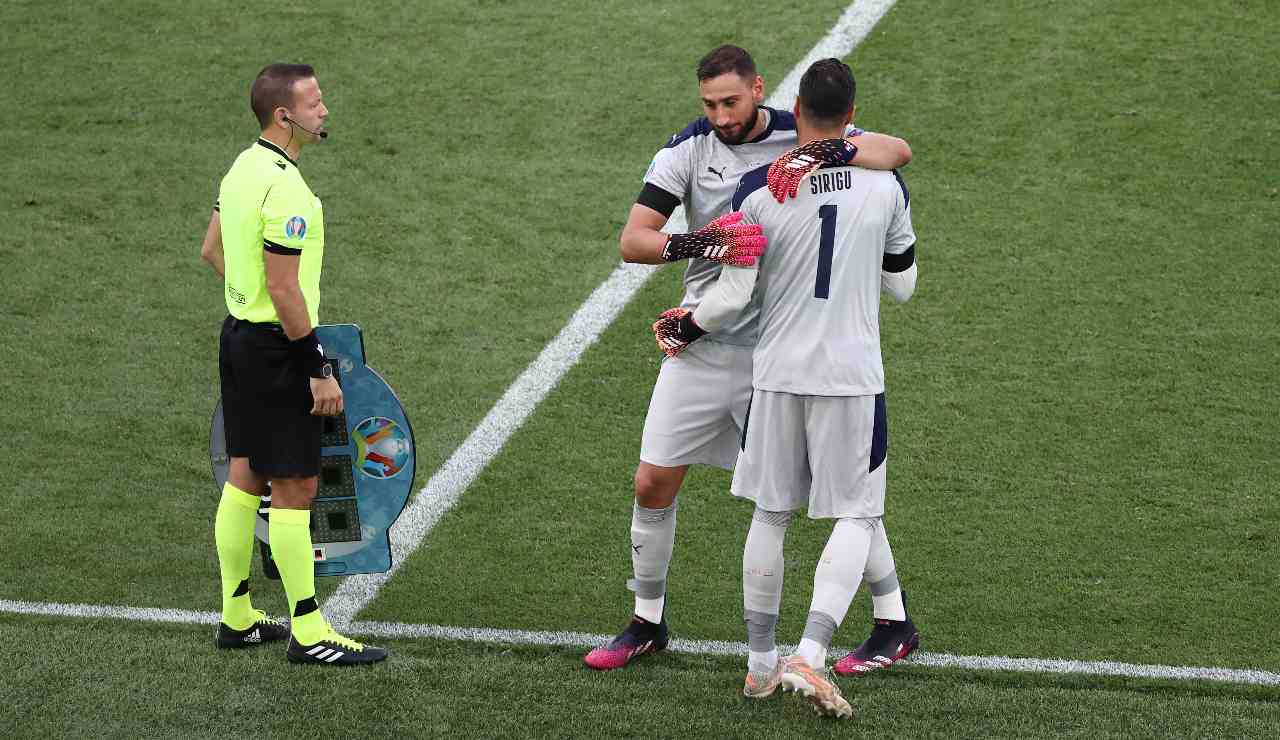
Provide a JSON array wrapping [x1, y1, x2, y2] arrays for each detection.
[[218, 315, 320, 478]]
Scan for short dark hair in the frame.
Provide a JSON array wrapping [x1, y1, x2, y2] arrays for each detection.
[[696, 45, 757, 82], [797, 58, 856, 126], [250, 63, 315, 129]]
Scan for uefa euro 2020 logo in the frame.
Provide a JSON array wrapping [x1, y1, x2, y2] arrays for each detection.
[[285, 216, 307, 239], [353, 417, 411, 479]]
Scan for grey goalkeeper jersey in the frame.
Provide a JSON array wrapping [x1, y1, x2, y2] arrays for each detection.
[[644, 107, 804, 345], [733, 163, 916, 396]]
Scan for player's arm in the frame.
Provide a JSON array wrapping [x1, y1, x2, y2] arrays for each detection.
[[200, 209, 224, 277], [620, 142, 687, 264], [882, 172, 918, 303], [622, 136, 764, 266], [688, 199, 763, 331], [767, 131, 913, 202], [693, 264, 758, 330], [848, 130, 912, 170], [621, 196, 766, 267], [619, 199, 675, 265], [652, 264, 758, 359], [881, 247, 917, 303], [652, 203, 763, 358]]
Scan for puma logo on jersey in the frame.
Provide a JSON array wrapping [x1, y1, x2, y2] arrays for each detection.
[[707, 166, 726, 181]]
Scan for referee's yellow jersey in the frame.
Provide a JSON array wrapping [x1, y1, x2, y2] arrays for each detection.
[[216, 138, 325, 326]]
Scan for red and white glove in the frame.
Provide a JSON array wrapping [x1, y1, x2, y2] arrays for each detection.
[[766, 138, 859, 203], [662, 211, 767, 267], [651, 308, 707, 358]]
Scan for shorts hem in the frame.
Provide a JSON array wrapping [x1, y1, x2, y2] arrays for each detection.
[[803, 508, 886, 520], [249, 460, 320, 479], [640, 453, 734, 471], [731, 488, 881, 519]]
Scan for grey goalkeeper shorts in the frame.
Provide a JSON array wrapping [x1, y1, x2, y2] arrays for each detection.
[[639, 339, 754, 470], [731, 390, 887, 519]]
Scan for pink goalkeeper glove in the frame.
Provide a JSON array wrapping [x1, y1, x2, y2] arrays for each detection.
[[651, 308, 707, 358], [766, 138, 859, 203], [662, 212, 767, 267]]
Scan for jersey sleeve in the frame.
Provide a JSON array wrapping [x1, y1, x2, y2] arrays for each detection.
[[691, 264, 758, 332], [642, 122, 705, 206], [884, 169, 916, 265], [261, 180, 314, 255]]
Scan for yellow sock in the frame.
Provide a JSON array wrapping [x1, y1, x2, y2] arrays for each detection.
[[268, 507, 328, 644], [215, 482, 260, 630]]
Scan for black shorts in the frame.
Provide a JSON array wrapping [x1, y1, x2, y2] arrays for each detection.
[[218, 315, 321, 479]]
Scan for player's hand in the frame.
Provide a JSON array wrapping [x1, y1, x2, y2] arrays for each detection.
[[651, 307, 707, 358], [767, 138, 859, 203], [310, 376, 344, 416], [661, 212, 767, 267]]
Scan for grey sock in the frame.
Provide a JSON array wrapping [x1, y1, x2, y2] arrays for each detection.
[[626, 502, 677, 599], [801, 610, 838, 648]]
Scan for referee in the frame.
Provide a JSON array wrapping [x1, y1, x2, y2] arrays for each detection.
[[199, 63, 386, 665]]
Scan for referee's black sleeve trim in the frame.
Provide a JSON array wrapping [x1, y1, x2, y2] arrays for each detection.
[[263, 239, 302, 256], [882, 243, 916, 273], [636, 183, 680, 218]]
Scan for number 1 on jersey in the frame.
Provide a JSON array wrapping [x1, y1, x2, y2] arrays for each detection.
[[815, 205, 837, 299]]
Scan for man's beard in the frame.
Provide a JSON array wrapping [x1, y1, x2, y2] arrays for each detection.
[[713, 105, 761, 145]]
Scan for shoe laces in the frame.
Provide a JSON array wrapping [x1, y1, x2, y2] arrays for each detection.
[[252, 610, 284, 627], [323, 629, 365, 652]]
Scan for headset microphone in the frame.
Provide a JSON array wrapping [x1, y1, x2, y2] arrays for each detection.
[[284, 115, 328, 139]]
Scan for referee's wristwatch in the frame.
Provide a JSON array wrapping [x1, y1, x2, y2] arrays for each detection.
[[313, 361, 334, 380]]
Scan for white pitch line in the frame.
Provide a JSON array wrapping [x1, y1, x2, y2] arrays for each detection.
[[322, 0, 901, 631], [348, 617, 1280, 686], [0, 598, 220, 626], [4, 598, 1275, 687], [344, 621, 1280, 688]]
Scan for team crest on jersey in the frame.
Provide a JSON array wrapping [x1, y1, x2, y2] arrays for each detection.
[[285, 216, 307, 239]]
